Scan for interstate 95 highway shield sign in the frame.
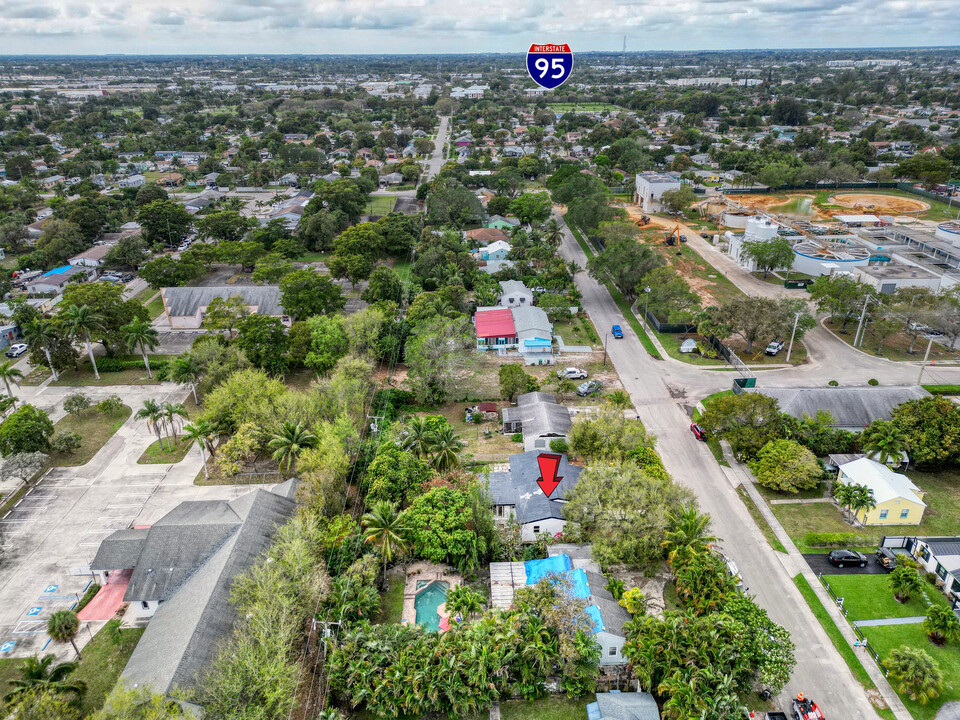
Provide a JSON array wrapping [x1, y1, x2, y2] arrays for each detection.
[[526, 43, 573, 90]]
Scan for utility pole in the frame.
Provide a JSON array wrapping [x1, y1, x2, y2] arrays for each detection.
[[643, 286, 651, 327], [853, 294, 871, 348], [785, 311, 801, 362], [603, 332, 609, 368], [917, 335, 934, 385]]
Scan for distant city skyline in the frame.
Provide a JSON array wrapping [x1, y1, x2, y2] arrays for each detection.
[[0, 0, 957, 56]]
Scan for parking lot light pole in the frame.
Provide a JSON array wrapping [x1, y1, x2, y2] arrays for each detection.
[[786, 312, 801, 363]]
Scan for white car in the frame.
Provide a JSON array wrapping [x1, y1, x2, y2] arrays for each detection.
[[4, 343, 27, 359], [556, 367, 588, 380]]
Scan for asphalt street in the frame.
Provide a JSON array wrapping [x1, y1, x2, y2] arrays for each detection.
[[555, 210, 880, 717], [424, 116, 449, 181]]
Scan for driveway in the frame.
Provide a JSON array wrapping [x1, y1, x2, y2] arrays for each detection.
[[0, 383, 278, 660], [424, 116, 449, 181], [804, 553, 889, 576], [555, 209, 880, 718]]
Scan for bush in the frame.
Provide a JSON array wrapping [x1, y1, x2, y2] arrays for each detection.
[[0, 404, 55, 456], [828, 380, 839, 387], [804, 532, 861, 548], [96, 395, 124, 413], [50, 431, 82, 455], [549, 439, 569, 454], [868, 378, 879, 386], [63, 392, 92, 417], [511, 433, 523, 443], [751, 439, 822, 493]]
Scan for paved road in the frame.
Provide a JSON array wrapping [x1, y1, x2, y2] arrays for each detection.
[[424, 116, 449, 181], [555, 210, 879, 717]]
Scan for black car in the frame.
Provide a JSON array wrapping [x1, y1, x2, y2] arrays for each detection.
[[828, 549, 867, 568]]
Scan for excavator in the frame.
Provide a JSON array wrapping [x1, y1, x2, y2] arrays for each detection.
[[663, 225, 687, 246]]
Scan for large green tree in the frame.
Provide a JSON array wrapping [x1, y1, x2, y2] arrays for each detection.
[[891, 396, 960, 468], [136, 199, 193, 246], [404, 315, 476, 405], [278, 269, 345, 321], [750, 439, 822, 493]]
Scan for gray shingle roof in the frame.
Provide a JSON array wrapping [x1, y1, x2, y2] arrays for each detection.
[[511, 305, 551, 338], [595, 691, 661, 720], [489, 450, 583, 524], [515, 391, 571, 439], [116, 486, 297, 697], [751, 386, 930, 429], [90, 528, 149, 571], [162, 285, 284, 319]]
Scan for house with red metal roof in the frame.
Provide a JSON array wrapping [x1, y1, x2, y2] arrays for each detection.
[[474, 305, 554, 365]]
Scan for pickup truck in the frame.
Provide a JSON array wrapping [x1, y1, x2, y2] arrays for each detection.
[[611, 325, 624, 339]]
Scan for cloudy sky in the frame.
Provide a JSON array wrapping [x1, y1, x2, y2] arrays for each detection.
[[0, 0, 957, 55]]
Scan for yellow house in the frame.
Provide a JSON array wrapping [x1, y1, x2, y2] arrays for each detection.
[[838, 457, 925, 526]]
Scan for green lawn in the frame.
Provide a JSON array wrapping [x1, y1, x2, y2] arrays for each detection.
[[373, 573, 405, 625], [299, 251, 333, 264], [145, 296, 164, 320], [822, 573, 950, 622], [70, 621, 145, 717], [770, 469, 960, 553], [864, 623, 960, 720], [737, 487, 786, 553], [138, 436, 194, 464], [0, 657, 24, 699], [131, 286, 158, 304], [365, 196, 397, 215], [50, 406, 132, 467], [391, 258, 412, 281], [652, 330, 725, 366], [792, 575, 897, 720], [51, 355, 168, 387], [825, 318, 956, 363], [499, 697, 588, 720]]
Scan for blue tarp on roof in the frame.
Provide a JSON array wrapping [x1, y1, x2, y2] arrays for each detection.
[[524, 554, 571, 584], [585, 604, 604, 633], [42, 265, 72, 277], [586, 702, 601, 720], [563, 568, 590, 599]]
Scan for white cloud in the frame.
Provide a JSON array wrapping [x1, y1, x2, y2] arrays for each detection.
[[0, 0, 952, 53]]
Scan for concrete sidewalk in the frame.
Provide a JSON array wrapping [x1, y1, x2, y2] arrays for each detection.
[[854, 616, 925, 627]]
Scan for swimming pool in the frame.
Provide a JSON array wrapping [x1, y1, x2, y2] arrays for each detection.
[[414, 580, 449, 632]]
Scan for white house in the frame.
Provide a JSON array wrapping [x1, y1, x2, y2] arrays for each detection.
[[634, 172, 680, 212], [68, 244, 113, 268], [118, 174, 146, 188]]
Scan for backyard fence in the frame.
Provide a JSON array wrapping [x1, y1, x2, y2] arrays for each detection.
[[641, 308, 697, 335], [818, 573, 887, 671], [723, 181, 900, 195]]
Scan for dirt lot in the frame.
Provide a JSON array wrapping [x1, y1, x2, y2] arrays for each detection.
[[830, 193, 929, 215]]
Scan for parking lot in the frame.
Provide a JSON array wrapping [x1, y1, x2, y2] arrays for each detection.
[[0, 386, 275, 659]]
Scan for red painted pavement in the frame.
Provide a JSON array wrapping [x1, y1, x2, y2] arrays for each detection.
[[78, 569, 132, 621]]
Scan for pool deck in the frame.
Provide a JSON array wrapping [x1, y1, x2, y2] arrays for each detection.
[[401, 560, 463, 629]]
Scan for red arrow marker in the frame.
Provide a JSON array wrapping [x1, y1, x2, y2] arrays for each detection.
[[536, 453, 563, 498]]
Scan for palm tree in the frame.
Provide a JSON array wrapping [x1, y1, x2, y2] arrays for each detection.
[[23, 320, 60, 381], [120, 317, 159, 378], [47, 610, 81, 659], [444, 585, 484, 622], [135, 399, 166, 449], [171, 354, 201, 404], [268, 420, 316, 472], [182, 421, 214, 479], [0, 359, 23, 402], [833, 481, 855, 513], [662, 507, 717, 565], [606, 390, 631, 411], [544, 219, 563, 248], [401, 416, 432, 459], [849, 483, 877, 523], [923, 605, 960, 646], [428, 426, 465, 472], [362, 500, 408, 582], [862, 420, 908, 466], [161, 402, 188, 444], [883, 646, 944, 704], [4, 655, 86, 704], [890, 565, 923, 603], [61, 304, 104, 380]]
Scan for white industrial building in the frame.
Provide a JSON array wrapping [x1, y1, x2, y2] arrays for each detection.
[[725, 216, 784, 271], [855, 263, 941, 294], [634, 172, 681, 212]]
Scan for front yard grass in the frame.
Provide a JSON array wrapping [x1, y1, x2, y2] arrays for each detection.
[[70, 621, 145, 717], [737, 486, 786, 553], [145, 296, 165, 320], [499, 696, 588, 720], [770, 469, 960, 553], [138, 436, 194, 464], [863, 622, 960, 720], [825, 318, 956, 364], [51, 354, 167, 387], [365, 195, 397, 215], [50, 405, 132, 467], [821, 573, 950, 622]]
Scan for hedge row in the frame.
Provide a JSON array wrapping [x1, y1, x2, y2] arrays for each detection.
[[804, 531, 868, 548], [96, 357, 169, 373]]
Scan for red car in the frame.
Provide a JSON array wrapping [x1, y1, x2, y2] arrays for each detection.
[[690, 423, 707, 441]]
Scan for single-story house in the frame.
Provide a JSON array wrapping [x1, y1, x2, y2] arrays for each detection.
[[472, 239, 511, 262], [501, 391, 571, 452], [498, 280, 533, 308], [587, 691, 661, 720], [478, 259, 516, 275], [156, 172, 184, 187], [25, 265, 95, 295], [465, 227, 510, 247], [92, 482, 298, 704], [489, 548, 631, 665], [485, 215, 521, 231], [898, 537, 960, 599], [118, 174, 146, 188], [380, 172, 403, 186], [749, 386, 930, 432], [68, 244, 112, 268], [160, 286, 290, 329], [474, 305, 552, 365], [838, 457, 925, 525]]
